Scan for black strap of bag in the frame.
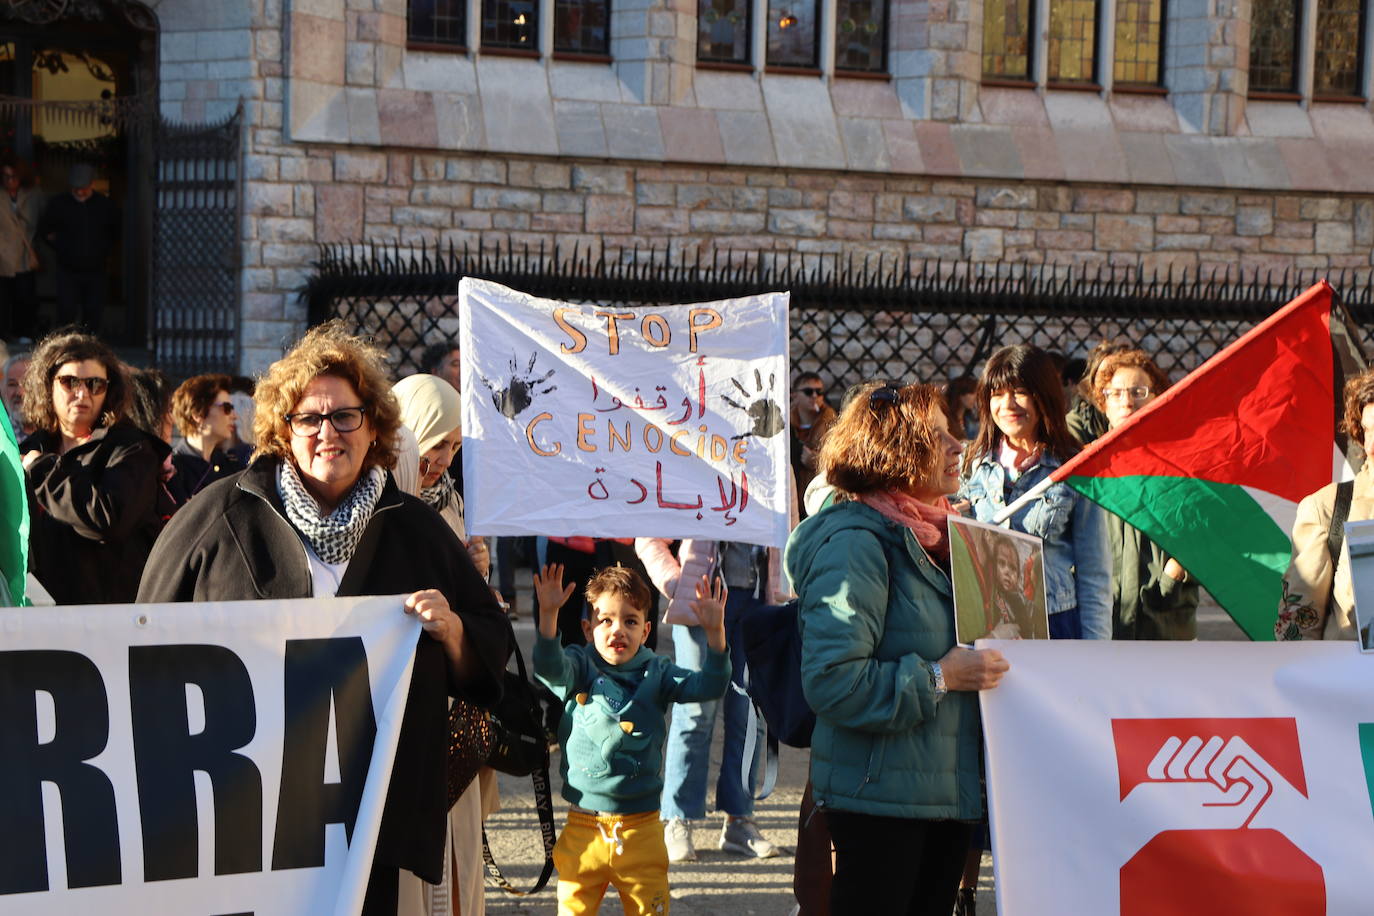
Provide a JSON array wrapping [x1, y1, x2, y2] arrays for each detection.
[[1327, 479, 1355, 589], [480, 750, 556, 895]]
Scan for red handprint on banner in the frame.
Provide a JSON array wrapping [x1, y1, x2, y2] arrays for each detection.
[[1112, 719, 1324, 916]]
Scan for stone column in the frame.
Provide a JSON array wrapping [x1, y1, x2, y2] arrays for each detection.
[[1164, 0, 1249, 135], [890, 0, 981, 121]]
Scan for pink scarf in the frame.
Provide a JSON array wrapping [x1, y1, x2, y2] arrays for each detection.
[[859, 489, 953, 567]]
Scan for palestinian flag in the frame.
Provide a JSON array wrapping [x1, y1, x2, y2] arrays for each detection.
[[0, 405, 26, 605], [1053, 281, 1364, 641]]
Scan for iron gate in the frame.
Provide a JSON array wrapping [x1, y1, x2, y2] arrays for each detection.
[[151, 105, 242, 375]]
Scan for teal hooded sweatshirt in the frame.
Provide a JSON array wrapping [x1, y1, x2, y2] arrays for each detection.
[[534, 635, 730, 814]]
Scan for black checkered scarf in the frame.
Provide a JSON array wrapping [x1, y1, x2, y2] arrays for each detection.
[[276, 461, 385, 564]]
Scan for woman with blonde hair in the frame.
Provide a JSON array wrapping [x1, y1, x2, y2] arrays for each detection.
[[787, 382, 1008, 914], [139, 322, 511, 915]]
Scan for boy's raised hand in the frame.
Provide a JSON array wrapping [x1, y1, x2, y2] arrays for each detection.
[[690, 575, 729, 652], [533, 563, 575, 639]]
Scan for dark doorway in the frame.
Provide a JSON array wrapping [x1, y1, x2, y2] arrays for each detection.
[[1, 0, 157, 348]]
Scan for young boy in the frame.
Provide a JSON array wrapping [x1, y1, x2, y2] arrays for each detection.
[[532, 562, 730, 915]]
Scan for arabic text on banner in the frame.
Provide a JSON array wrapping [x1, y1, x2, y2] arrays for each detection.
[[460, 278, 791, 548], [0, 595, 419, 916], [979, 640, 1374, 915]]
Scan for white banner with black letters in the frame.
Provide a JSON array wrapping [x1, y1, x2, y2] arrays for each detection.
[[459, 277, 791, 548], [0, 595, 419, 916]]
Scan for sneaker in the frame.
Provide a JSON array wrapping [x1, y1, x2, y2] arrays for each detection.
[[719, 816, 781, 858], [664, 817, 697, 862]]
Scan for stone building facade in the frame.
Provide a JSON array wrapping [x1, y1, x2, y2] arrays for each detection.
[[144, 0, 1374, 372]]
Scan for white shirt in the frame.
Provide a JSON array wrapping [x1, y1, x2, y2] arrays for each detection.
[[302, 537, 348, 597]]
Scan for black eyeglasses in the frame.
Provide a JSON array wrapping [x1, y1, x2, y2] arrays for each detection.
[[55, 375, 108, 396], [797, 386, 823, 397], [284, 406, 366, 436], [210, 401, 235, 415]]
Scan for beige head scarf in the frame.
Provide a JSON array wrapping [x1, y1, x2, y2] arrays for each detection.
[[392, 425, 421, 496], [392, 373, 462, 456]]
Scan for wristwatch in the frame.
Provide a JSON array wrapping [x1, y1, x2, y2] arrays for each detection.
[[930, 662, 947, 702]]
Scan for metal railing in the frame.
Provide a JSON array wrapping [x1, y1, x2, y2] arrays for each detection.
[[304, 242, 1374, 388]]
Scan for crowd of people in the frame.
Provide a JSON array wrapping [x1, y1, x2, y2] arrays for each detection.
[[4, 314, 1365, 916]]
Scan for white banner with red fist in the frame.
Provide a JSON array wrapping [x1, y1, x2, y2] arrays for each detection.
[[459, 277, 791, 548], [979, 640, 1374, 915], [0, 595, 419, 916]]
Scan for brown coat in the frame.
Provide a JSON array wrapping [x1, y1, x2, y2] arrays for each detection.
[[0, 188, 40, 277], [1275, 461, 1374, 640]]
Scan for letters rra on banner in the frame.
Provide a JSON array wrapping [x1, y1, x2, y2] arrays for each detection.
[[459, 278, 792, 548]]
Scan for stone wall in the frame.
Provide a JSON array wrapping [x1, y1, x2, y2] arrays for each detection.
[[236, 142, 1374, 370]]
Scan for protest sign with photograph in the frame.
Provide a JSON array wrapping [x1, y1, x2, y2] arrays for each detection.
[[1342, 518, 1374, 651], [949, 514, 1049, 644], [459, 277, 792, 548]]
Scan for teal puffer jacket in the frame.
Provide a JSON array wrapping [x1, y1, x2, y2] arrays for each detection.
[[785, 500, 983, 820]]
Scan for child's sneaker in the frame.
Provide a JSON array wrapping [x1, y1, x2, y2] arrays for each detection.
[[718, 816, 780, 858], [664, 817, 697, 862]]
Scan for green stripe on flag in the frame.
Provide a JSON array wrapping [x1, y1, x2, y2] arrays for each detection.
[[1066, 474, 1290, 641], [0, 406, 27, 606]]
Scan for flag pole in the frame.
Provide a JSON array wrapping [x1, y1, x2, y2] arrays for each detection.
[[991, 475, 1055, 524]]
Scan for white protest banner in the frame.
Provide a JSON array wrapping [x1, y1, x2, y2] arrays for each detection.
[[979, 640, 1374, 915], [459, 277, 791, 547], [0, 595, 420, 916]]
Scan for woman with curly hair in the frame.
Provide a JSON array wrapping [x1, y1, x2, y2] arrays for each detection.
[[19, 329, 173, 604], [138, 322, 512, 914], [1275, 366, 1374, 641]]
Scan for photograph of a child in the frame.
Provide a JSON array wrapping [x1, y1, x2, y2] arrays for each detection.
[[949, 515, 1050, 643]]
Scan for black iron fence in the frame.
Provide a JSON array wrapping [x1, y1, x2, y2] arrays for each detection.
[[304, 243, 1374, 390]]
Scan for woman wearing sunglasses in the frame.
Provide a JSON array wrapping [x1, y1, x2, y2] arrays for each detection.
[[19, 330, 174, 604], [168, 373, 242, 500], [138, 321, 510, 915]]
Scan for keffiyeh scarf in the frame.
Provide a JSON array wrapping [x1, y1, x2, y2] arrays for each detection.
[[277, 461, 385, 564], [420, 472, 457, 514]]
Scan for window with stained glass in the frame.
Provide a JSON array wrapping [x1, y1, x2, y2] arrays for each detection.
[[982, 0, 1033, 79], [1314, 0, 1364, 95], [698, 0, 752, 63], [1046, 0, 1098, 82], [767, 0, 821, 68], [834, 0, 888, 72], [408, 0, 467, 47], [555, 0, 611, 54], [482, 0, 539, 49], [1248, 0, 1301, 92], [1112, 0, 1162, 84]]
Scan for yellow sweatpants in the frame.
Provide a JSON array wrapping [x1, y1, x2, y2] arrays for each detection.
[[554, 809, 670, 915]]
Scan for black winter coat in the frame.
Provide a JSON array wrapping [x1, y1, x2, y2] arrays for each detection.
[[136, 457, 511, 902], [35, 191, 120, 271], [22, 421, 173, 605], [168, 439, 240, 504]]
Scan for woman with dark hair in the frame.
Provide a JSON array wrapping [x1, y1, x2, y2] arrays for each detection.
[[137, 322, 510, 914], [19, 330, 173, 604], [944, 374, 979, 441], [959, 344, 1112, 640], [788, 381, 1008, 915], [1092, 349, 1200, 640], [169, 372, 242, 499], [1276, 366, 1374, 641]]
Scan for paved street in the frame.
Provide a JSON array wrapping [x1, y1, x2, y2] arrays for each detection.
[[479, 577, 1243, 914]]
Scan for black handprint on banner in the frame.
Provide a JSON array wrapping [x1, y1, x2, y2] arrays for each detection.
[[722, 369, 784, 440], [481, 351, 557, 419]]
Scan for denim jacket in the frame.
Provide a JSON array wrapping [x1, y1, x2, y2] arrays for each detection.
[[959, 451, 1112, 639]]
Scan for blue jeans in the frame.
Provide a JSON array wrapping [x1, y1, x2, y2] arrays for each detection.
[[660, 590, 762, 820]]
